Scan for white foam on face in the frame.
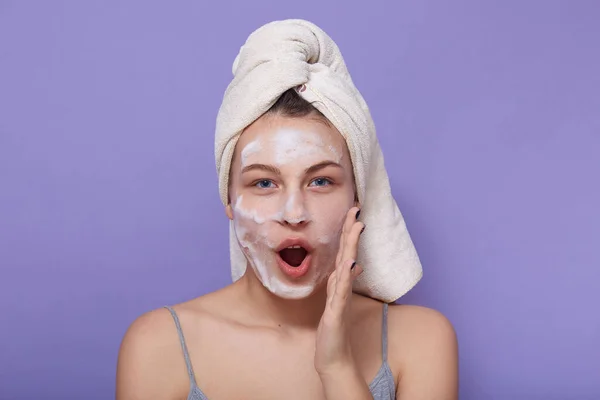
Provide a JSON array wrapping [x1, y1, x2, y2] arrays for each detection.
[[233, 195, 278, 251], [269, 280, 318, 299], [233, 194, 322, 299], [233, 203, 277, 292], [240, 139, 262, 168], [283, 193, 309, 224], [284, 194, 295, 213], [234, 205, 320, 298], [271, 129, 342, 166], [231, 127, 349, 299], [317, 234, 332, 244], [318, 216, 346, 245], [328, 144, 342, 163], [234, 195, 266, 224]]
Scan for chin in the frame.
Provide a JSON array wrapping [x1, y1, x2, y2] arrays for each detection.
[[248, 255, 330, 300], [272, 285, 316, 300], [258, 273, 324, 300], [260, 279, 315, 300]]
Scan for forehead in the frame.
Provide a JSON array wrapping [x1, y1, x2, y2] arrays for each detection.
[[234, 115, 350, 165]]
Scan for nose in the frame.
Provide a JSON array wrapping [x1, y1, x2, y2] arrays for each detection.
[[282, 192, 310, 226]]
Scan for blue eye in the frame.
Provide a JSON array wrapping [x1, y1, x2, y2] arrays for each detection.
[[310, 177, 332, 187], [255, 180, 275, 189]]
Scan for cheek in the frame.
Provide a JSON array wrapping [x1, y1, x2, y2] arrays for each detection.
[[233, 201, 279, 249], [310, 204, 349, 244], [234, 215, 266, 244]]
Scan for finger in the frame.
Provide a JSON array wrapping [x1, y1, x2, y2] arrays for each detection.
[[343, 206, 360, 244], [350, 262, 364, 280], [335, 207, 355, 265], [336, 207, 361, 269], [325, 269, 337, 308], [341, 218, 365, 267], [335, 222, 345, 266], [330, 259, 355, 312], [330, 261, 364, 314]]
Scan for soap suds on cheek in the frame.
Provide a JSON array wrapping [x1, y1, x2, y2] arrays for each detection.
[[233, 195, 278, 247], [235, 205, 266, 225], [233, 206, 273, 288], [233, 195, 309, 298], [232, 196, 323, 299]]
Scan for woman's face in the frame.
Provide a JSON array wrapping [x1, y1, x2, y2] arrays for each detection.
[[227, 114, 356, 299]]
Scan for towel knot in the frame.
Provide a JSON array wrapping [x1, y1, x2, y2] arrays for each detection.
[[231, 20, 351, 89]]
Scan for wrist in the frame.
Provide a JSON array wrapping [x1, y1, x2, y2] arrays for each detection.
[[317, 361, 360, 381]]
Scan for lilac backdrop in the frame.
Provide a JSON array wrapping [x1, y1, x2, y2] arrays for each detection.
[[1, 1, 599, 399]]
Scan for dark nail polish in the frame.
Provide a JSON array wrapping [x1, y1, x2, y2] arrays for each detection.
[[355, 209, 361, 219], [351, 261, 356, 270], [360, 225, 365, 234]]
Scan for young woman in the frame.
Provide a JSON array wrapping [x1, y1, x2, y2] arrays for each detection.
[[117, 21, 458, 400]]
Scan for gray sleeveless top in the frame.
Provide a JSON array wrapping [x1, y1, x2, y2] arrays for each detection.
[[165, 303, 395, 400]]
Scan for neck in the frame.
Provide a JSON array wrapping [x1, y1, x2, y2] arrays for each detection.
[[235, 265, 328, 329]]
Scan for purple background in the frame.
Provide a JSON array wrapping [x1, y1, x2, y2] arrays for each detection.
[[1, 1, 599, 399]]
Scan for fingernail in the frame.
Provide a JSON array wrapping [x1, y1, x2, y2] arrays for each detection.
[[355, 209, 361, 219], [360, 225, 365, 234], [351, 261, 356, 270]]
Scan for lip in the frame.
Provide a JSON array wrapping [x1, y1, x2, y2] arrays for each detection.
[[276, 252, 312, 279], [275, 237, 314, 279], [275, 237, 314, 253]]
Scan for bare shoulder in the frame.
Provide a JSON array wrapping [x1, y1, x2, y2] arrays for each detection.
[[115, 288, 236, 399], [387, 304, 459, 399], [116, 306, 190, 400], [388, 304, 457, 344]]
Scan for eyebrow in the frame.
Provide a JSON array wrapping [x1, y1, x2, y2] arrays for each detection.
[[241, 163, 281, 175], [304, 160, 343, 175], [241, 160, 342, 175]]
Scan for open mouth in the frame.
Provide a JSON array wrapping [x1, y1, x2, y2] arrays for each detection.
[[278, 245, 308, 267]]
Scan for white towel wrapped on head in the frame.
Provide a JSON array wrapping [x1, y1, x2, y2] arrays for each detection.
[[214, 19, 422, 303]]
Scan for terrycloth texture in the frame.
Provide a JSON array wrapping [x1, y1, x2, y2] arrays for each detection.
[[214, 19, 422, 302]]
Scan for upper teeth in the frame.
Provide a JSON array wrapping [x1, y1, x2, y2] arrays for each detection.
[[287, 245, 302, 249]]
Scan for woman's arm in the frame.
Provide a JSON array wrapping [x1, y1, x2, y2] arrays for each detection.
[[392, 306, 459, 400]]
